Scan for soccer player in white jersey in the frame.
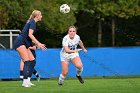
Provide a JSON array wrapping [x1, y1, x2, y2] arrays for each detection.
[[58, 26, 87, 85]]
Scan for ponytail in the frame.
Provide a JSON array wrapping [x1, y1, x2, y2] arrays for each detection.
[[28, 10, 41, 20]]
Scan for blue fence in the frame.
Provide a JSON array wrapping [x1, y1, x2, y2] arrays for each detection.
[[0, 47, 140, 79]]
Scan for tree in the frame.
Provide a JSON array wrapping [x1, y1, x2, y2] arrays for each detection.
[[0, 0, 78, 47], [78, 0, 109, 47], [76, 0, 140, 46]]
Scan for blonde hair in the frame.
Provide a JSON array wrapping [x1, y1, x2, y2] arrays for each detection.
[[28, 10, 41, 20], [68, 26, 77, 31]]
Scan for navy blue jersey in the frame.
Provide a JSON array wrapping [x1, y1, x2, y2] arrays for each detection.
[[20, 19, 36, 41], [14, 19, 37, 49]]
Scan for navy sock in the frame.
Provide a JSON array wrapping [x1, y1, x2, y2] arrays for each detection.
[[20, 70, 23, 80], [33, 69, 39, 77], [23, 61, 30, 79], [20, 71, 23, 76], [28, 60, 36, 77], [33, 69, 37, 74]]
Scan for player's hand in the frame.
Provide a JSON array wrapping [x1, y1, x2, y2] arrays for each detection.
[[29, 46, 36, 50], [38, 43, 47, 50], [83, 49, 87, 53], [32, 46, 37, 50]]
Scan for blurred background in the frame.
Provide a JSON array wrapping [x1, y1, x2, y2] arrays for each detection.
[[0, 0, 140, 48]]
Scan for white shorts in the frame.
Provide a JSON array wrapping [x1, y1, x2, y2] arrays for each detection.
[[60, 52, 79, 62]]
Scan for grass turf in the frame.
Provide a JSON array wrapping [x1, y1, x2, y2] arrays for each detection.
[[0, 78, 140, 93]]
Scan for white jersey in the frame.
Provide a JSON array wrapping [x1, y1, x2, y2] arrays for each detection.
[[61, 34, 80, 52], [60, 34, 80, 62]]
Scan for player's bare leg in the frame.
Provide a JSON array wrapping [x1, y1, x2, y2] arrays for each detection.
[[17, 45, 31, 87], [58, 61, 69, 85], [72, 56, 84, 84]]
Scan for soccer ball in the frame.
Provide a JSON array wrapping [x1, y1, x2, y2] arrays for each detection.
[[60, 4, 70, 13]]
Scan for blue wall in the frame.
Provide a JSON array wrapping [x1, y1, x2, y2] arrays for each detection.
[[0, 47, 140, 79]]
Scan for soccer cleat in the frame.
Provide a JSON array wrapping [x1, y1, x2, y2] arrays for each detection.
[[58, 80, 63, 85], [29, 82, 36, 86], [76, 75, 84, 84], [36, 76, 40, 82], [22, 83, 31, 87]]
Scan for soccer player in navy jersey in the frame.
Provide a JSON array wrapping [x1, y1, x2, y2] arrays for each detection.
[[20, 45, 40, 84], [14, 10, 46, 87]]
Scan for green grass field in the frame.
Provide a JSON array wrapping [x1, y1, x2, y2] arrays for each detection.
[[0, 78, 140, 93]]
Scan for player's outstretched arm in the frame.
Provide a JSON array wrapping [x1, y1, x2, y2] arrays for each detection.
[[79, 40, 87, 53], [28, 29, 46, 50]]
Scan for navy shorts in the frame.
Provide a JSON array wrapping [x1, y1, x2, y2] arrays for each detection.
[[14, 35, 32, 49]]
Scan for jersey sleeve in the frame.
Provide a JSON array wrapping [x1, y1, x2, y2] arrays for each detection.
[[29, 20, 36, 31], [77, 35, 80, 44], [62, 37, 68, 46]]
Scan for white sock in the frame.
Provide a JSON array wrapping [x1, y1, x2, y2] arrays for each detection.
[[20, 76, 23, 79], [28, 77, 31, 80], [23, 79, 30, 84], [27, 77, 31, 83], [59, 74, 65, 81], [35, 73, 38, 76], [76, 67, 83, 76]]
